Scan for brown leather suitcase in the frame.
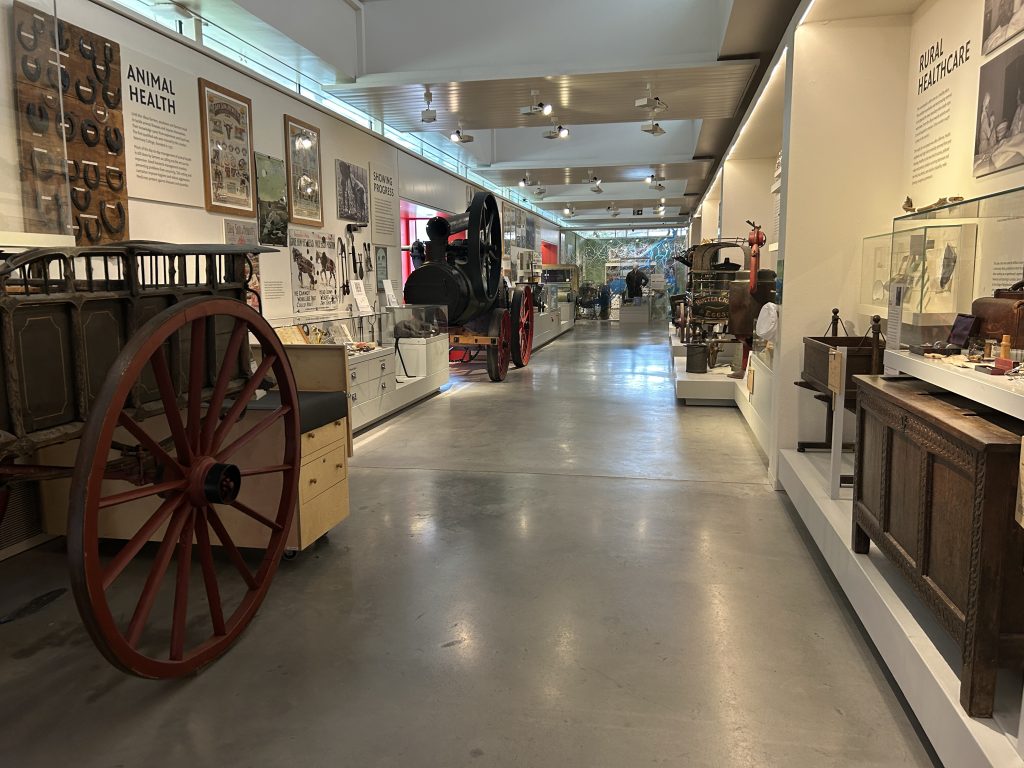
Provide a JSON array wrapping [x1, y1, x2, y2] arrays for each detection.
[[972, 280, 1024, 347]]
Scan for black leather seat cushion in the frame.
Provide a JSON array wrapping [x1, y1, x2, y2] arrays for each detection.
[[245, 390, 348, 434]]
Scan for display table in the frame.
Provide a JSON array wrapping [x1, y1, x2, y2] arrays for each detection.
[[884, 350, 1024, 420]]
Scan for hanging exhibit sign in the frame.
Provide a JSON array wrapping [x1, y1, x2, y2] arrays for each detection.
[[288, 227, 339, 314], [255, 153, 288, 246], [198, 79, 256, 216], [369, 160, 399, 245], [284, 115, 323, 227], [336, 159, 369, 223], [121, 49, 203, 206]]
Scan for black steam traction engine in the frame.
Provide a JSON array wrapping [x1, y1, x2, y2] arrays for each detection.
[[0, 242, 299, 678], [404, 192, 534, 381]]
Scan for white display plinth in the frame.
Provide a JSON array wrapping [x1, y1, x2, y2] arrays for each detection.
[[673, 358, 737, 405], [734, 354, 774, 453], [619, 303, 650, 324], [779, 449, 1024, 768], [396, 335, 448, 378], [884, 350, 1024, 421], [532, 308, 574, 350]]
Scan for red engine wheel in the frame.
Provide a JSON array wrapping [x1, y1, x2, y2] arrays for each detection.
[[67, 296, 300, 678], [510, 286, 534, 368], [486, 308, 512, 382]]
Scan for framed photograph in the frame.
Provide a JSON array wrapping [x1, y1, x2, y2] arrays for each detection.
[[374, 245, 389, 279], [255, 153, 288, 246], [335, 159, 369, 223], [284, 115, 323, 227], [198, 79, 256, 216], [984, 0, 1024, 56], [975, 37, 1024, 178]]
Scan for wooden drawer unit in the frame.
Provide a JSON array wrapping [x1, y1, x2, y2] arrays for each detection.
[[349, 350, 395, 385], [853, 375, 1024, 717], [301, 417, 347, 459], [299, 442, 348, 505]]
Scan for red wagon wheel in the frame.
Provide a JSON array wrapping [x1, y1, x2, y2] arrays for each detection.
[[67, 296, 300, 678], [510, 286, 534, 368], [486, 308, 511, 382]]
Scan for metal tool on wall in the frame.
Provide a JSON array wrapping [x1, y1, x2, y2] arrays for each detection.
[[364, 242, 373, 273], [337, 235, 351, 295], [346, 223, 362, 281]]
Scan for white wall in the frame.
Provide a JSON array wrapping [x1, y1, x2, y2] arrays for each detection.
[[772, 15, 911, 457], [721, 158, 776, 255], [397, 153, 473, 214]]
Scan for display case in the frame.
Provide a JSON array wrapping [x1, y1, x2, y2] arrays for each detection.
[[888, 224, 977, 325], [531, 283, 559, 313], [859, 232, 893, 315], [390, 304, 448, 380]]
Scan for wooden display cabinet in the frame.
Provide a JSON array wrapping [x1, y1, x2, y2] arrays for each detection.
[[853, 375, 1024, 717]]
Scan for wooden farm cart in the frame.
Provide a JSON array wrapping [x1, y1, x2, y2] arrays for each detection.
[[404, 192, 534, 381], [0, 242, 302, 678]]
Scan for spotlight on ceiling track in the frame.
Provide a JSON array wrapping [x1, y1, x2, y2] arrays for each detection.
[[581, 170, 602, 185], [645, 172, 665, 185], [544, 123, 569, 139], [421, 87, 436, 123], [563, 205, 575, 218], [607, 204, 620, 217], [650, 182, 666, 192], [635, 83, 668, 113], [534, 186, 547, 197], [450, 125, 474, 143], [641, 119, 666, 136], [518, 174, 537, 188], [520, 89, 554, 117]]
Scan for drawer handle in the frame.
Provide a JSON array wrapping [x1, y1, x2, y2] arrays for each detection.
[[334, 420, 342, 427], [351, 372, 357, 380], [352, 393, 358, 401], [309, 478, 318, 485], [307, 431, 315, 439], [380, 362, 386, 369], [381, 382, 386, 389], [335, 463, 344, 469]]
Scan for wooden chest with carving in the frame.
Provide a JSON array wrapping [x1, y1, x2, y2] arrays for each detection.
[[852, 375, 1024, 717]]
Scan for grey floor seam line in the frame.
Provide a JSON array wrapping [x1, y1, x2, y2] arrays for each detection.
[[349, 463, 774, 486]]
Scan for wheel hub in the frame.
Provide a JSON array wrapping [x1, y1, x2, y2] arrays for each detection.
[[188, 457, 242, 505]]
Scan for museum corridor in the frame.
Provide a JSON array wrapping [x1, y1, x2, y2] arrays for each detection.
[[0, 322, 935, 766]]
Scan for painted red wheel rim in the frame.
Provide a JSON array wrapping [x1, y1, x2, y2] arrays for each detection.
[[67, 296, 300, 678]]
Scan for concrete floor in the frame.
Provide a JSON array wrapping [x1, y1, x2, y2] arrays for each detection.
[[0, 322, 936, 767]]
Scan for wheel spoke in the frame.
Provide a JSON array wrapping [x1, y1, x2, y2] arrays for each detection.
[[201, 320, 247, 453], [126, 507, 189, 648], [170, 511, 195, 661], [209, 353, 277, 454], [186, 318, 207, 455], [195, 508, 226, 636], [226, 499, 284, 531], [216, 406, 291, 463], [239, 464, 290, 477], [117, 412, 183, 478], [102, 495, 184, 589], [206, 506, 258, 590], [98, 478, 186, 509], [150, 346, 192, 464]]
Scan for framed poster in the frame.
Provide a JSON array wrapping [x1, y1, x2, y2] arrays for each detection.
[[198, 78, 255, 216], [335, 159, 369, 223], [984, 0, 1024, 56], [284, 115, 323, 227], [255, 153, 288, 246], [975, 37, 1024, 178]]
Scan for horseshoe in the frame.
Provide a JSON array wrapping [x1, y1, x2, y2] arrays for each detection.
[[75, 76, 97, 105], [70, 186, 92, 212], [100, 200, 125, 235], [25, 102, 48, 134], [21, 54, 41, 82], [82, 162, 100, 190]]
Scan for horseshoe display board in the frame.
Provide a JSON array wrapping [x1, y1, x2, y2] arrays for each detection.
[[12, 1, 129, 244]]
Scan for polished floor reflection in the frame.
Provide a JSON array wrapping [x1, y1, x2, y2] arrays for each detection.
[[0, 322, 934, 766]]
